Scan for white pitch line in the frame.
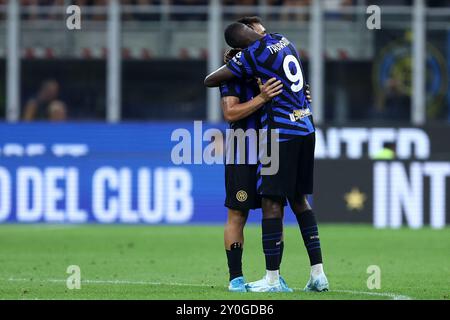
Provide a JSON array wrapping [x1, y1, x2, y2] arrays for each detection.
[[6, 277, 213, 288], [330, 289, 412, 300], [5, 278, 412, 300]]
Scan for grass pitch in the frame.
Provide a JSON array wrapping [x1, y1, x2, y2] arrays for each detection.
[[0, 224, 448, 300]]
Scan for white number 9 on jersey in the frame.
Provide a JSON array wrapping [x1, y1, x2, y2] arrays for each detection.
[[283, 55, 304, 93]]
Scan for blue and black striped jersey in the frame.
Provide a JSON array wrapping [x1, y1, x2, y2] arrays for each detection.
[[219, 79, 260, 165], [227, 33, 315, 141]]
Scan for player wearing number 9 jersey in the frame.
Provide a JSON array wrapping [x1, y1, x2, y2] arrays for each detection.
[[227, 33, 315, 141], [204, 22, 329, 293], [226, 31, 316, 200]]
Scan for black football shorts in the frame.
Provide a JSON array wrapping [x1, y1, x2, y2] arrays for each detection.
[[257, 132, 315, 198], [225, 164, 262, 211]]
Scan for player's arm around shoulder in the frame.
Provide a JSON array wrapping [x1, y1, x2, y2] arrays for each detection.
[[204, 65, 236, 87], [221, 78, 283, 122], [221, 96, 241, 122], [205, 49, 252, 87]]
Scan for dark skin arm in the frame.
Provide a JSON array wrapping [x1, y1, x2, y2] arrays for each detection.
[[206, 65, 314, 102], [204, 65, 236, 88], [221, 78, 283, 122], [205, 48, 242, 88]]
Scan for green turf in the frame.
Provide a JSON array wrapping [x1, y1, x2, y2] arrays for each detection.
[[0, 224, 448, 300]]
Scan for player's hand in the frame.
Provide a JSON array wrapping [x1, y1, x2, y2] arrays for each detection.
[[305, 84, 312, 103], [224, 48, 241, 64], [257, 78, 283, 103]]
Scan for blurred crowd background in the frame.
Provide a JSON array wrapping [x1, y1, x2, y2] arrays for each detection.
[[9, 1, 450, 20], [0, 0, 449, 124]]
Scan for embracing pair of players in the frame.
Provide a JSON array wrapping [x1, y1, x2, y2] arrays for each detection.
[[204, 16, 329, 293]]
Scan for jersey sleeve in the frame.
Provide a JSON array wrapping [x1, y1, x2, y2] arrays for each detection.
[[226, 50, 254, 79], [219, 80, 241, 98]]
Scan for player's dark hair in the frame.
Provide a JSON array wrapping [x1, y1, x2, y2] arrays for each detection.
[[237, 16, 262, 27], [224, 22, 249, 49]]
